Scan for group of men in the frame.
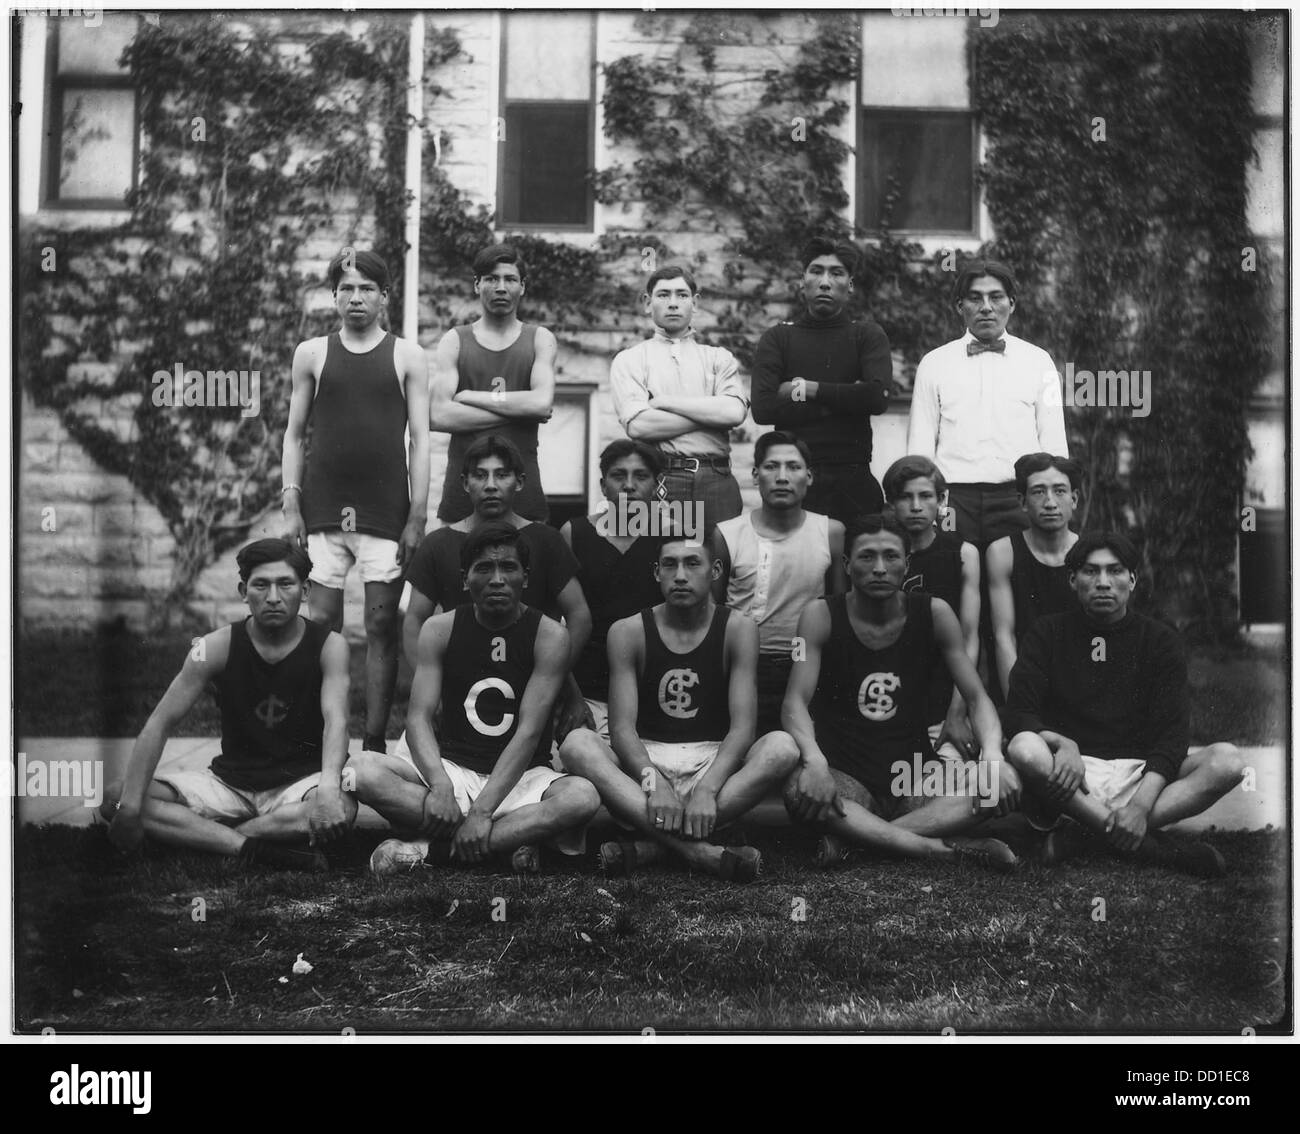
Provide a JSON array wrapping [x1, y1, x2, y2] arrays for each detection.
[[103, 239, 1245, 885]]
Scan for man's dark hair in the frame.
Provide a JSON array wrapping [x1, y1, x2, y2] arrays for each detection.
[[460, 520, 531, 573], [462, 434, 528, 480], [1014, 452, 1083, 495], [328, 248, 390, 292], [843, 511, 908, 555], [1065, 531, 1139, 575], [652, 524, 709, 561], [952, 258, 1018, 304], [644, 264, 699, 297], [799, 236, 861, 277], [753, 430, 813, 469], [472, 242, 528, 285], [599, 438, 664, 477], [237, 538, 312, 583], [882, 455, 948, 502]]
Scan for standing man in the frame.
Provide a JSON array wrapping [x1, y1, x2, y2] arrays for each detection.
[[609, 265, 749, 534], [561, 439, 667, 739], [986, 453, 1082, 699], [355, 523, 600, 875], [781, 514, 1019, 871], [712, 430, 845, 737], [1004, 533, 1244, 876], [431, 243, 556, 524], [907, 259, 1067, 548], [751, 237, 892, 522], [560, 532, 797, 882], [282, 249, 430, 755], [103, 540, 353, 871]]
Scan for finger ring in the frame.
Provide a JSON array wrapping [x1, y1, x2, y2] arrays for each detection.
[[655, 817, 663, 824]]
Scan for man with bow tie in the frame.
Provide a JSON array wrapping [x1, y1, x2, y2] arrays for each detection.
[[906, 261, 1067, 548]]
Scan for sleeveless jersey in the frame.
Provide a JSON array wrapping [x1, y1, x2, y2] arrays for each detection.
[[569, 516, 663, 701], [716, 510, 831, 656], [438, 323, 548, 523], [902, 528, 966, 721], [210, 618, 330, 791], [437, 605, 554, 775], [302, 332, 408, 541], [811, 592, 938, 794], [635, 606, 732, 743], [1010, 532, 1074, 643]]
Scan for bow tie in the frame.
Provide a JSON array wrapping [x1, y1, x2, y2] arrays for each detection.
[[967, 339, 1007, 356]]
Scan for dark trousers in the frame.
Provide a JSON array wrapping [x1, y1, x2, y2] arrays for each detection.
[[805, 461, 885, 524], [658, 462, 742, 536]]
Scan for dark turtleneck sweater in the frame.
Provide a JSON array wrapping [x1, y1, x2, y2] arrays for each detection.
[[751, 310, 892, 464]]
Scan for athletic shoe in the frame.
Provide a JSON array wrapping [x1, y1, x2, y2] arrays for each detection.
[[510, 844, 541, 874], [369, 838, 429, 876], [942, 836, 1020, 873], [238, 837, 328, 873], [598, 840, 661, 877], [812, 833, 851, 870], [1021, 790, 1065, 833], [1037, 820, 1096, 867], [717, 845, 762, 883], [1132, 832, 1227, 878]]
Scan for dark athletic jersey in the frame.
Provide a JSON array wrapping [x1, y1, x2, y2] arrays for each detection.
[[1010, 531, 1074, 643], [903, 528, 966, 722], [438, 323, 549, 523], [635, 606, 732, 743], [570, 516, 662, 701], [406, 522, 577, 621], [302, 332, 408, 541], [811, 593, 937, 795], [437, 605, 555, 775], [210, 618, 330, 791]]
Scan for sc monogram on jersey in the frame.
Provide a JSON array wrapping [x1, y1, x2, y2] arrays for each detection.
[[464, 676, 517, 737], [658, 668, 700, 719], [857, 672, 901, 722]]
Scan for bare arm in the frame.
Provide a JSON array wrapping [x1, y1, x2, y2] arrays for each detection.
[[825, 520, 846, 596], [781, 602, 830, 767], [318, 633, 352, 790], [694, 615, 758, 796], [280, 340, 320, 540], [607, 616, 655, 782], [986, 537, 1018, 697], [945, 541, 982, 717], [402, 588, 437, 674], [405, 616, 455, 791], [428, 330, 510, 433], [454, 326, 557, 420], [932, 598, 1001, 758], [398, 340, 431, 559]]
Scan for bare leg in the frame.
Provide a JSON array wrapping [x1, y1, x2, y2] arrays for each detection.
[[484, 776, 600, 854], [138, 782, 246, 856], [1006, 731, 1113, 831], [308, 583, 346, 633], [345, 751, 431, 831], [235, 787, 359, 841], [893, 793, 989, 838], [713, 731, 800, 826], [1147, 743, 1246, 828], [362, 580, 402, 741]]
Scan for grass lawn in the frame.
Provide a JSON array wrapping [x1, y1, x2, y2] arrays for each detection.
[[16, 826, 1289, 1034], [16, 626, 1289, 744]]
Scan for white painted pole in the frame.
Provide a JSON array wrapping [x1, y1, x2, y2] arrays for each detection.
[[403, 12, 424, 341]]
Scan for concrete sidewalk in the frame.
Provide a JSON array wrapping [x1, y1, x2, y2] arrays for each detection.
[[13, 738, 1288, 834]]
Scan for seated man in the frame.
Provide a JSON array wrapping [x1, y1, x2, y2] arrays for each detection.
[[712, 430, 844, 737], [402, 433, 592, 737], [883, 455, 981, 758], [782, 513, 1020, 871], [103, 539, 353, 871], [1004, 532, 1244, 876], [560, 532, 799, 882], [561, 439, 668, 740], [986, 452, 1082, 700], [356, 522, 600, 874]]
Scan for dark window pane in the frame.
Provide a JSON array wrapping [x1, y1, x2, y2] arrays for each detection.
[[860, 112, 973, 232], [502, 103, 590, 226]]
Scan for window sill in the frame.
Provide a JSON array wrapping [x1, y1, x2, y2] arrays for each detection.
[[25, 207, 131, 229]]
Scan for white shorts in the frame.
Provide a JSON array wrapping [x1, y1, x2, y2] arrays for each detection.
[[391, 731, 581, 854], [927, 720, 972, 761], [154, 769, 320, 823], [1082, 755, 1147, 809], [307, 530, 403, 589], [643, 739, 720, 801]]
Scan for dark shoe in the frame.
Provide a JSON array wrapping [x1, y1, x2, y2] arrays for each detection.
[[943, 836, 1019, 874], [1021, 790, 1065, 833], [509, 844, 542, 874], [717, 846, 762, 883], [1132, 832, 1226, 878], [598, 839, 661, 878], [368, 838, 428, 875], [1037, 820, 1097, 867], [812, 833, 851, 870]]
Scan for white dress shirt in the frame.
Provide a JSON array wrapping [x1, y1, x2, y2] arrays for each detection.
[[907, 331, 1067, 484]]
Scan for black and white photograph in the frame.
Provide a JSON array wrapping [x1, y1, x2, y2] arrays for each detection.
[[6, 0, 1293, 1065]]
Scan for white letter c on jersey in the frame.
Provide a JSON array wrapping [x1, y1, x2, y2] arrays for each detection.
[[465, 677, 516, 737]]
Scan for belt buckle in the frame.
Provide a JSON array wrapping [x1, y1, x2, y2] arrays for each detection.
[[681, 456, 701, 475]]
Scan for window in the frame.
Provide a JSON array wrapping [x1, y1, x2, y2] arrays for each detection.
[[499, 11, 595, 229], [43, 14, 139, 208], [859, 15, 975, 235]]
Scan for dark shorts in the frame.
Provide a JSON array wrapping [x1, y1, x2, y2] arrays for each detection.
[[756, 653, 794, 736], [804, 461, 884, 525], [945, 482, 1027, 549]]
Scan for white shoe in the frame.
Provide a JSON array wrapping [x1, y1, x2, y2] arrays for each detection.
[[369, 838, 429, 876]]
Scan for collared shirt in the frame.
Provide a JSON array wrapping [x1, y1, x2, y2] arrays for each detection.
[[609, 328, 749, 457], [907, 331, 1068, 484]]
